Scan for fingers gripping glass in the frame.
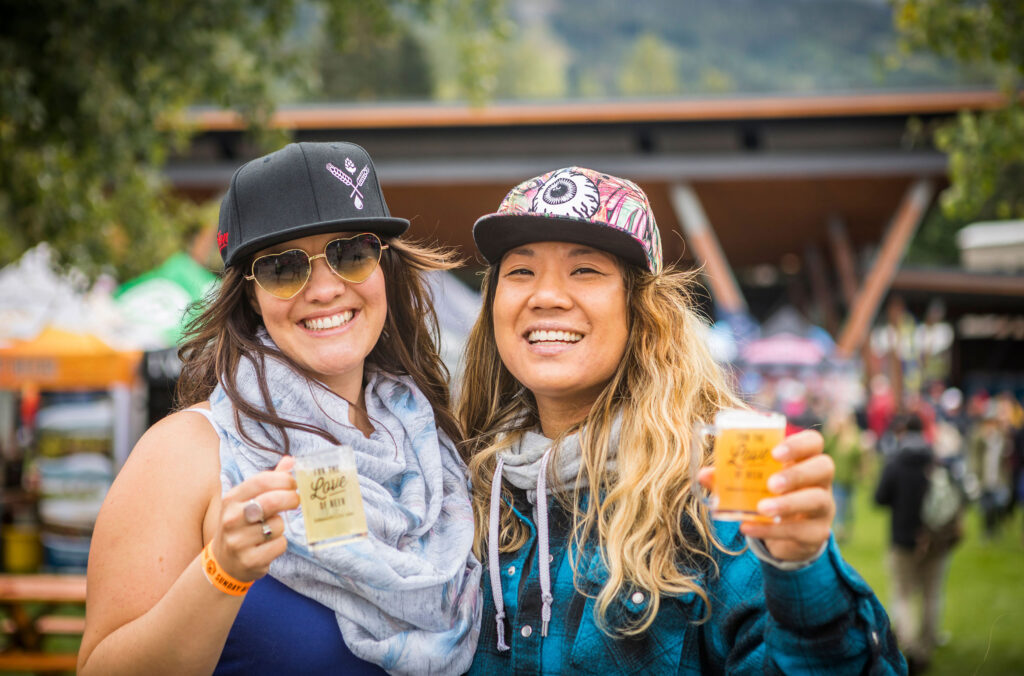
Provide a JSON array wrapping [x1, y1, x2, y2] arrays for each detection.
[[245, 233, 388, 299]]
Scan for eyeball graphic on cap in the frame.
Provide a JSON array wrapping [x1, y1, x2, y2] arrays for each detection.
[[532, 169, 600, 220]]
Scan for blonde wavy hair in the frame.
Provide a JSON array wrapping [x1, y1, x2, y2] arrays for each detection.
[[459, 262, 741, 636]]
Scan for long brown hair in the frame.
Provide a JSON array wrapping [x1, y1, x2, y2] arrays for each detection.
[[176, 237, 462, 450], [459, 263, 740, 635]]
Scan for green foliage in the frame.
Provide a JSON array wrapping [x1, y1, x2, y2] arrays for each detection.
[[491, 27, 571, 100], [318, 22, 434, 102], [892, 0, 1024, 252], [316, 0, 506, 104], [618, 33, 681, 97], [549, 0, 993, 100], [698, 67, 737, 95], [893, 0, 1024, 80], [905, 208, 966, 267], [937, 103, 1024, 222], [0, 0, 501, 280], [414, 0, 509, 104], [0, 1, 299, 279]]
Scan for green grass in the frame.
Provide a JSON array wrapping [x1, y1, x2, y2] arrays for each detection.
[[840, 470, 1024, 675]]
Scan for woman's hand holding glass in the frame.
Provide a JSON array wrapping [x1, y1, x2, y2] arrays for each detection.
[[213, 456, 299, 582], [700, 429, 836, 562]]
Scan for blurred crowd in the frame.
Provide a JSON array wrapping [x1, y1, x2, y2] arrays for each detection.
[[750, 372, 1023, 673], [866, 379, 1024, 544], [752, 374, 1024, 543]]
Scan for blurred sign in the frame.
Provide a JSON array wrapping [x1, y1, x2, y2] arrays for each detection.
[[958, 314, 1024, 340]]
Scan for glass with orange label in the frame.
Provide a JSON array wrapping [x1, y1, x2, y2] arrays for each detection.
[[696, 408, 787, 522], [284, 445, 368, 552]]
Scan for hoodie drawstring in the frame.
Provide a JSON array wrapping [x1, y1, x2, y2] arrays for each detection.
[[488, 456, 510, 652], [488, 448, 556, 651], [536, 448, 554, 637]]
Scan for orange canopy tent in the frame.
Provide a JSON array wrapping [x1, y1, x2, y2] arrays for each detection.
[[0, 327, 142, 389]]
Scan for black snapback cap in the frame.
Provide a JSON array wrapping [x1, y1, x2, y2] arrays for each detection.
[[217, 142, 409, 268]]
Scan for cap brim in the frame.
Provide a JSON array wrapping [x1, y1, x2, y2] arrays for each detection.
[[473, 213, 648, 269], [226, 216, 409, 267]]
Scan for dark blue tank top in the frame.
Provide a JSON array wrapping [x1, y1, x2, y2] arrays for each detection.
[[213, 575, 387, 675]]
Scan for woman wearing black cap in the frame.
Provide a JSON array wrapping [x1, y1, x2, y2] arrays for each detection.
[[459, 167, 904, 674], [79, 143, 481, 675]]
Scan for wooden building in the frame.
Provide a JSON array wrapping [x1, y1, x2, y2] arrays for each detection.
[[167, 89, 1024, 390]]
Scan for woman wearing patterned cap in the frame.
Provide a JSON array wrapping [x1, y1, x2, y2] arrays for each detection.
[[79, 142, 481, 675], [459, 167, 904, 673]]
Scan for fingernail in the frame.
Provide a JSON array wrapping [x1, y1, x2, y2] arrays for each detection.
[[767, 474, 787, 493], [771, 444, 790, 460], [758, 499, 779, 515]]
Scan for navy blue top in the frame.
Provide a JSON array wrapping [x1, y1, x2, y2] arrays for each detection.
[[213, 575, 387, 675]]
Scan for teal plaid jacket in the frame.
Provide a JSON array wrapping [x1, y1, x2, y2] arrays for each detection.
[[468, 489, 905, 675]]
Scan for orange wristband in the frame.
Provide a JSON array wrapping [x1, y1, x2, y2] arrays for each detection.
[[201, 542, 253, 596]]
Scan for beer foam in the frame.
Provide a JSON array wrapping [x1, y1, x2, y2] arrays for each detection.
[[714, 408, 785, 429]]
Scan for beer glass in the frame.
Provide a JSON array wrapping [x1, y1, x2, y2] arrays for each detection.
[[285, 445, 368, 551], [695, 408, 787, 522]]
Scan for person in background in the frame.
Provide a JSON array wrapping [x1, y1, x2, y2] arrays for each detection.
[[995, 391, 1024, 521], [78, 142, 481, 675], [1010, 393, 1024, 544], [934, 388, 966, 454], [967, 405, 1012, 540], [906, 391, 938, 445], [867, 374, 897, 447], [823, 407, 864, 543], [785, 390, 823, 436], [875, 413, 958, 673], [459, 166, 904, 674]]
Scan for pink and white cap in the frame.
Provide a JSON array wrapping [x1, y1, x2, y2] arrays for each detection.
[[472, 167, 663, 274]]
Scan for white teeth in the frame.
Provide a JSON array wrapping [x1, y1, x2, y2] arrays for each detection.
[[527, 330, 583, 344], [303, 310, 354, 331]]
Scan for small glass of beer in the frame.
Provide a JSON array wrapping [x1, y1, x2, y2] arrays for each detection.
[[695, 408, 787, 522], [284, 445, 368, 551]]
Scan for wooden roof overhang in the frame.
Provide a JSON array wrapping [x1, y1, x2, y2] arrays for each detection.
[[169, 90, 1007, 272]]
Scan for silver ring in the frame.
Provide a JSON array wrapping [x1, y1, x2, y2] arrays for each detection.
[[243, 499, 265, 525], [261, 522, 273, 540]]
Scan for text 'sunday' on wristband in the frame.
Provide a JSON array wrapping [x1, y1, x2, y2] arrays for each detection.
[[201, 542, 253, 596]]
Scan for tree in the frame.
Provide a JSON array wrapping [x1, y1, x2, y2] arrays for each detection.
[[0, 0, 500, 280], [492, 27, 571, 100], [617, 33, 681, 97], [319, 27, 434, 102], [894, 0, 1024, 263]]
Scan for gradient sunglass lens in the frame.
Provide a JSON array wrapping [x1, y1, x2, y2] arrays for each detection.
[[251, 248, 311, 299], [325, 234, 383, 283]]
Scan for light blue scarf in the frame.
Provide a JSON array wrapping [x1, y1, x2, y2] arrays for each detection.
[[209, 341, 481, 675]]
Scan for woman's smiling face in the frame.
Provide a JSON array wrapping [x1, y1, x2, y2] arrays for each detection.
[[493, 241, 629, 425], [251, 231, 387, 400]]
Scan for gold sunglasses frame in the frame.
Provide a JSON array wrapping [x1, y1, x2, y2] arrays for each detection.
[[244, 232, 389, 300]]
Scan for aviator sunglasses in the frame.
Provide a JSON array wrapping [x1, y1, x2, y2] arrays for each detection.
[[245, 232, 388, 300]]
